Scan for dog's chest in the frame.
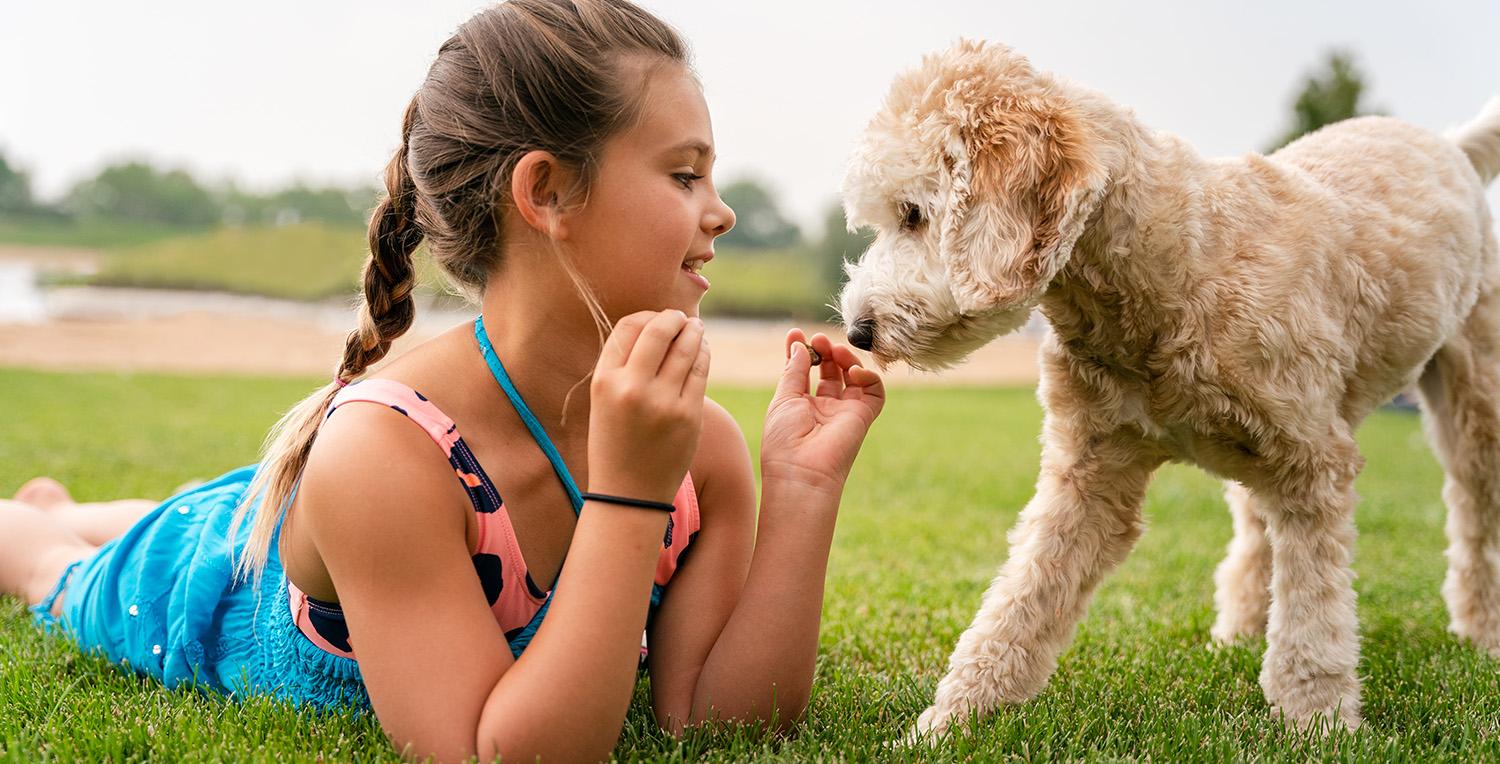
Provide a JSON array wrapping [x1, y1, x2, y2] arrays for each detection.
[[1086, 356, 1267, 479]]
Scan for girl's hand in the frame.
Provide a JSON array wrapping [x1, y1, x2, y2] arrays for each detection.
[[588, 310, 711, 503], [760, 329, 885, 494]]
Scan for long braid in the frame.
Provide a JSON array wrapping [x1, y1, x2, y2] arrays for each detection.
[[229, 97, 425, 584], [340, 98, 423, 382]]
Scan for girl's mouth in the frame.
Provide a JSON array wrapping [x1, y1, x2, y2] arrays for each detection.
[[681, 255, 711, 290], [684, 259, 711, 288]]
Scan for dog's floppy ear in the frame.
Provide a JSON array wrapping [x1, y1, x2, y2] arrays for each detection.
[[938, 100, 1108, 315]]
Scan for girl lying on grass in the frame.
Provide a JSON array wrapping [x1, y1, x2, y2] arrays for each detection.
[[0, 1, 884, 760]]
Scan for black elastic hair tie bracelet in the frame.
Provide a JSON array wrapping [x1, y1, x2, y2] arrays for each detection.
[[580, 492, 675, 513]]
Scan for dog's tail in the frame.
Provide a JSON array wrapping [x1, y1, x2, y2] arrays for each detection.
[[1450, 97, 1500, 185]]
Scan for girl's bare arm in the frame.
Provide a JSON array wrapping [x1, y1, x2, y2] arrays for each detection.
[[648, 333, 883, 732], [646, 418, 838, 732], [304, 405, 669, 763], [308, 310, 710, 762]]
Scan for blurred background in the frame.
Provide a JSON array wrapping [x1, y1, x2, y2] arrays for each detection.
[[1, 0, 1497, 385]]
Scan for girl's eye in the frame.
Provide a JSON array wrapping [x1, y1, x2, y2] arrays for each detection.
[[899, 202, 923, 231], [674, 173, 705, 189]]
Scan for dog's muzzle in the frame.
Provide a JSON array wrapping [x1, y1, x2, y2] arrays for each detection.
[[846, 316, 876, 351]]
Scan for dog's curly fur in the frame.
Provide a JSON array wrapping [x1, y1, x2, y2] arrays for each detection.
[[838, 40, 1500, 737]]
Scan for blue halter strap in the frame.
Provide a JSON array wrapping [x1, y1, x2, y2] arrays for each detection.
[[473, 315, 584, 517]]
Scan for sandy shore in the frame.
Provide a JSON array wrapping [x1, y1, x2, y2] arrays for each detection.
[[0, 245, 1042, 386]]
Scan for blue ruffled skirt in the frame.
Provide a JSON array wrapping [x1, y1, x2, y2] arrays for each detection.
[[30, 465, 371, 712]]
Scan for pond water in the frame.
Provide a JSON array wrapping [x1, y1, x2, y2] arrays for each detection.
[[0, 261, 46, 323]]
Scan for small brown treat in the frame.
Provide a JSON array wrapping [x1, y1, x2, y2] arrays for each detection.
[[804, 342, 822, 366]]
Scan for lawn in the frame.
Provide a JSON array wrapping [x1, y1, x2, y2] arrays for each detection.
[[2, 367, 1497, 761]]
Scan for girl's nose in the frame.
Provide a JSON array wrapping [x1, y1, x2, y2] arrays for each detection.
[[706, 196, 736, 237]]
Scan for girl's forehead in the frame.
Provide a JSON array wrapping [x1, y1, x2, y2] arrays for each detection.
[[621, 66, 714, 157]]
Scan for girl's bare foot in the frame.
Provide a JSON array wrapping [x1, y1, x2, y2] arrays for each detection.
[[14, 477, 74, 511]]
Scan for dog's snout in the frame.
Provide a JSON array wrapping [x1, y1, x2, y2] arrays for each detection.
[[846, 317, 876, 351]]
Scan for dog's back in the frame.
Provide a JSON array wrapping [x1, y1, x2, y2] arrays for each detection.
[[1268, 114, 1490, 214]]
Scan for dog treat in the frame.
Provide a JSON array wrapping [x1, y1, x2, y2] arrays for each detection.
[[804, 342, 822, 366]]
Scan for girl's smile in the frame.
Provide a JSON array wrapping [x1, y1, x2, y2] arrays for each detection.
[[681, 250, 712, 291]]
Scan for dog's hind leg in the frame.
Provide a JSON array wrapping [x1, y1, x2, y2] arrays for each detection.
[[1211, 481, 1271, 644], [912, 425, 1165, 740], [1416, 285, 1500, 657]]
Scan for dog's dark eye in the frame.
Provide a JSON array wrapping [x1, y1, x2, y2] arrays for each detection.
[[899, 202, 923, 231]]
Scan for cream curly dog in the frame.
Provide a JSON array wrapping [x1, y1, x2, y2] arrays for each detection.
[[837, 40, 1500, 736]]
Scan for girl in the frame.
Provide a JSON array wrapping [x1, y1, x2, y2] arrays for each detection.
[[0, 1, 885, 761]]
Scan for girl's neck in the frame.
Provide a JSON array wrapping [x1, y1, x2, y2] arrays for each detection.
[[478, 269, 603, 444]]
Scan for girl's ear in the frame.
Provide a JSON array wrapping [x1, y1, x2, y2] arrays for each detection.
[[510, 151, 574, 240]]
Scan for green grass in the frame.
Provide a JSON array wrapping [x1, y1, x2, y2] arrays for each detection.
[[0, 217, 193, 250], [2, 368, 1497, 761], [87, 222, 380, 301]]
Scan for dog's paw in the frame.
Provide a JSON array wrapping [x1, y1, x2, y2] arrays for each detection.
[[1208, 622, 1266, 651], [1269, 703, 1361, 734], [1448, 617, 1500, 658], [905, 702, 961, 746], [1262, 665, 1361, 733]]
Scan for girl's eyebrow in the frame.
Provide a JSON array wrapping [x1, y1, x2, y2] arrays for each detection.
[[666, 139, 714, 161]]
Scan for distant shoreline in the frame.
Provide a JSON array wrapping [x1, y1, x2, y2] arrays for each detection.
[[0, 244, 1043, 385]]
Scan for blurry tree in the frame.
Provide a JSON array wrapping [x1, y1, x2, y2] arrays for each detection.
[[218, 183, 273, 227], [1267, 51, 1380, 152], [221, 182, 378, 227], [717, 177, 802, 250], [813, 201, 875, 294], [0, 150, 37, 214], [63, 161, 220, 226]]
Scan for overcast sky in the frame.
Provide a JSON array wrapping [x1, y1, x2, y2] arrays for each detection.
[[3, 1, 1497, 231]]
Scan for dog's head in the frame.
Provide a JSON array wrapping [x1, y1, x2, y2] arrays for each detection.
[[838, 41, 1110, 369]]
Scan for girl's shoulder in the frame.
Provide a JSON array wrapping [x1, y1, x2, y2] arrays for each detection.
[[283, 375, 476, 600]]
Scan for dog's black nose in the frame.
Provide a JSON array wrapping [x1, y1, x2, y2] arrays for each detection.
[[846, 316, 876, 351]]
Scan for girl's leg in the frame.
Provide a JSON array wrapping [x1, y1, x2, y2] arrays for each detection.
[[0, 499, 97, 616], [38, 501, 160, 547], [14, 477, 160, 546], [14, 477, 73, 510]]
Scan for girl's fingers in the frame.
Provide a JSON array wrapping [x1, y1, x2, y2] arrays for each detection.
[[842, 361, 886, 420], [680, 336, 712, 400], [625, 310, 690, 378], [842, 363, 886, 407], [599, 311, 656, 371], [829, 344, 862, 371], [657, 317, 705, 387], [777, 334, 812, 397], [780, 328, 811, 399], [823, 342, 884, 407], [811, 333, 842, 397], [784, 328, 809, 361]]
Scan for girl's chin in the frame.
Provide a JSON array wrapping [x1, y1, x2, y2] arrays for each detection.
[[672, 292, 704, 318]]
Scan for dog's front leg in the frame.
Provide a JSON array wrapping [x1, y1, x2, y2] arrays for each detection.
[[1259, 447, 1364, 731], [913, 427, 1163, 741]]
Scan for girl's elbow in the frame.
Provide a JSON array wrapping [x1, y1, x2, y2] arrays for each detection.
[[476, 733, 616, 764], [660, 696, 809, 739]]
